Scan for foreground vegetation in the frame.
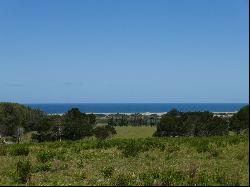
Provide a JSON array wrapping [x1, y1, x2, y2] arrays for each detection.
[[0, 103, 249, 186], [0, 132, 248, 186]]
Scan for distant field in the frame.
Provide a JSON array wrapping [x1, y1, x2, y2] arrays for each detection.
[[95, 124, 156, 139], [113, 126, 156, 139]]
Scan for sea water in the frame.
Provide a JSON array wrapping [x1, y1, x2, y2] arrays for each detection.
[[24, 103, 247, 114]]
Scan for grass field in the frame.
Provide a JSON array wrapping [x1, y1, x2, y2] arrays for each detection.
[[0, 126, 249, 186], [113, 126, 156, 139], [95, 124, 156, 139]]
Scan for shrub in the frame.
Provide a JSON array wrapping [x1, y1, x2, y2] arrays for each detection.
[[31, 131, 56, 142], [213, 168, 227, 185], [112, 173, 133, 186], [119, 141, 142, 157], [195, 139, 210, 153], [212, 168, 241, 186], [165, 154, 173, 160], [94, 126, 110, 139], [240, 129, 249, 135], [53, 149, 67, 161], [195, 172, 211, 186], [139, 172, 155, 186], [227, 136, 241, 145], [34, 162, 51, 172], [150, 170, 161, 179], [165, 144, 180, 154], [36, 150, 55, 163], [101, 166, 114, 178], [191, 166, 200, 178], [15, 160, 31, 183], [185, 162, 200, 185], [160, 170, 185, 185], [208, 147, 221, 158], [76, 158, 84, 168], [94, 125, 117, 140], [9, 145, 29, 156], [105, 125, 117, 135], [0, 145, 7, 156]]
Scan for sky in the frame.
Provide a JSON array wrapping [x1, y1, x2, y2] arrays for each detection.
[[0, 0, 249, 103]]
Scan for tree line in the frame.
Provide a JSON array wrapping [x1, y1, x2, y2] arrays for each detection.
[[154, 106, 249, 137], [0, 102, 248, 142], [0, 103, 116, 142], [107, 113, 160, 126]]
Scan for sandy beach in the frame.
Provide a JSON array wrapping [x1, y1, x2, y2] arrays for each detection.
[[48, 111, 237, 117]]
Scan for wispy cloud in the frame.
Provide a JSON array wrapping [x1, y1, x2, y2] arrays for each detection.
[[4, 82, 24, 87], [63, 82, 84, 86], [63, 82, 74, 85]]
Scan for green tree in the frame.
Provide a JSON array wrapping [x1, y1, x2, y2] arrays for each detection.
[[0, 103, 45, 138], [229, 105, 249, 134], [193, 112, 213, 136], [154, 109, 180, 137], [207, 116, 228, 136], [87, 113, 96, 125], [154, 109, 229, 137], [62, 108, 94, 140]]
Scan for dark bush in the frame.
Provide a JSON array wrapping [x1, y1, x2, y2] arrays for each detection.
[[208, 145, 221, 158], [230, 105, 249, 134], [31, 131, 58, 142], [37, 150, 55, 163], [105, 125, 117, 135], [15, 160, 31, 183], [9, 145, 29, 156], [0, 145, 7, 156], [101, 166, 114, 178], [193, 139, 210, 153], [119, 141, 142, 157], [34, 162, 51, 172], [94, 125, 117, 140]]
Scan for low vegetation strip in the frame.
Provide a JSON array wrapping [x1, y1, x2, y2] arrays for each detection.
[[0, 134, 248, 185], [4, 134, 248, 152]]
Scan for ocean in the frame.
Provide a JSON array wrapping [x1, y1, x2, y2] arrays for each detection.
[[24, 103, 248, 114]]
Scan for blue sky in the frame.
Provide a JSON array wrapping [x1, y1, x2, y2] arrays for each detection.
[[0, 0, 249, 103]]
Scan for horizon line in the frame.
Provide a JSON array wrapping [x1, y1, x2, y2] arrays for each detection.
[[21, 102, 249, 104]]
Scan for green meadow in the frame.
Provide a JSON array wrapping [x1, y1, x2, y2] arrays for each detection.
[[0, 126, 248, 186], [113, 126, 156, 139]]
